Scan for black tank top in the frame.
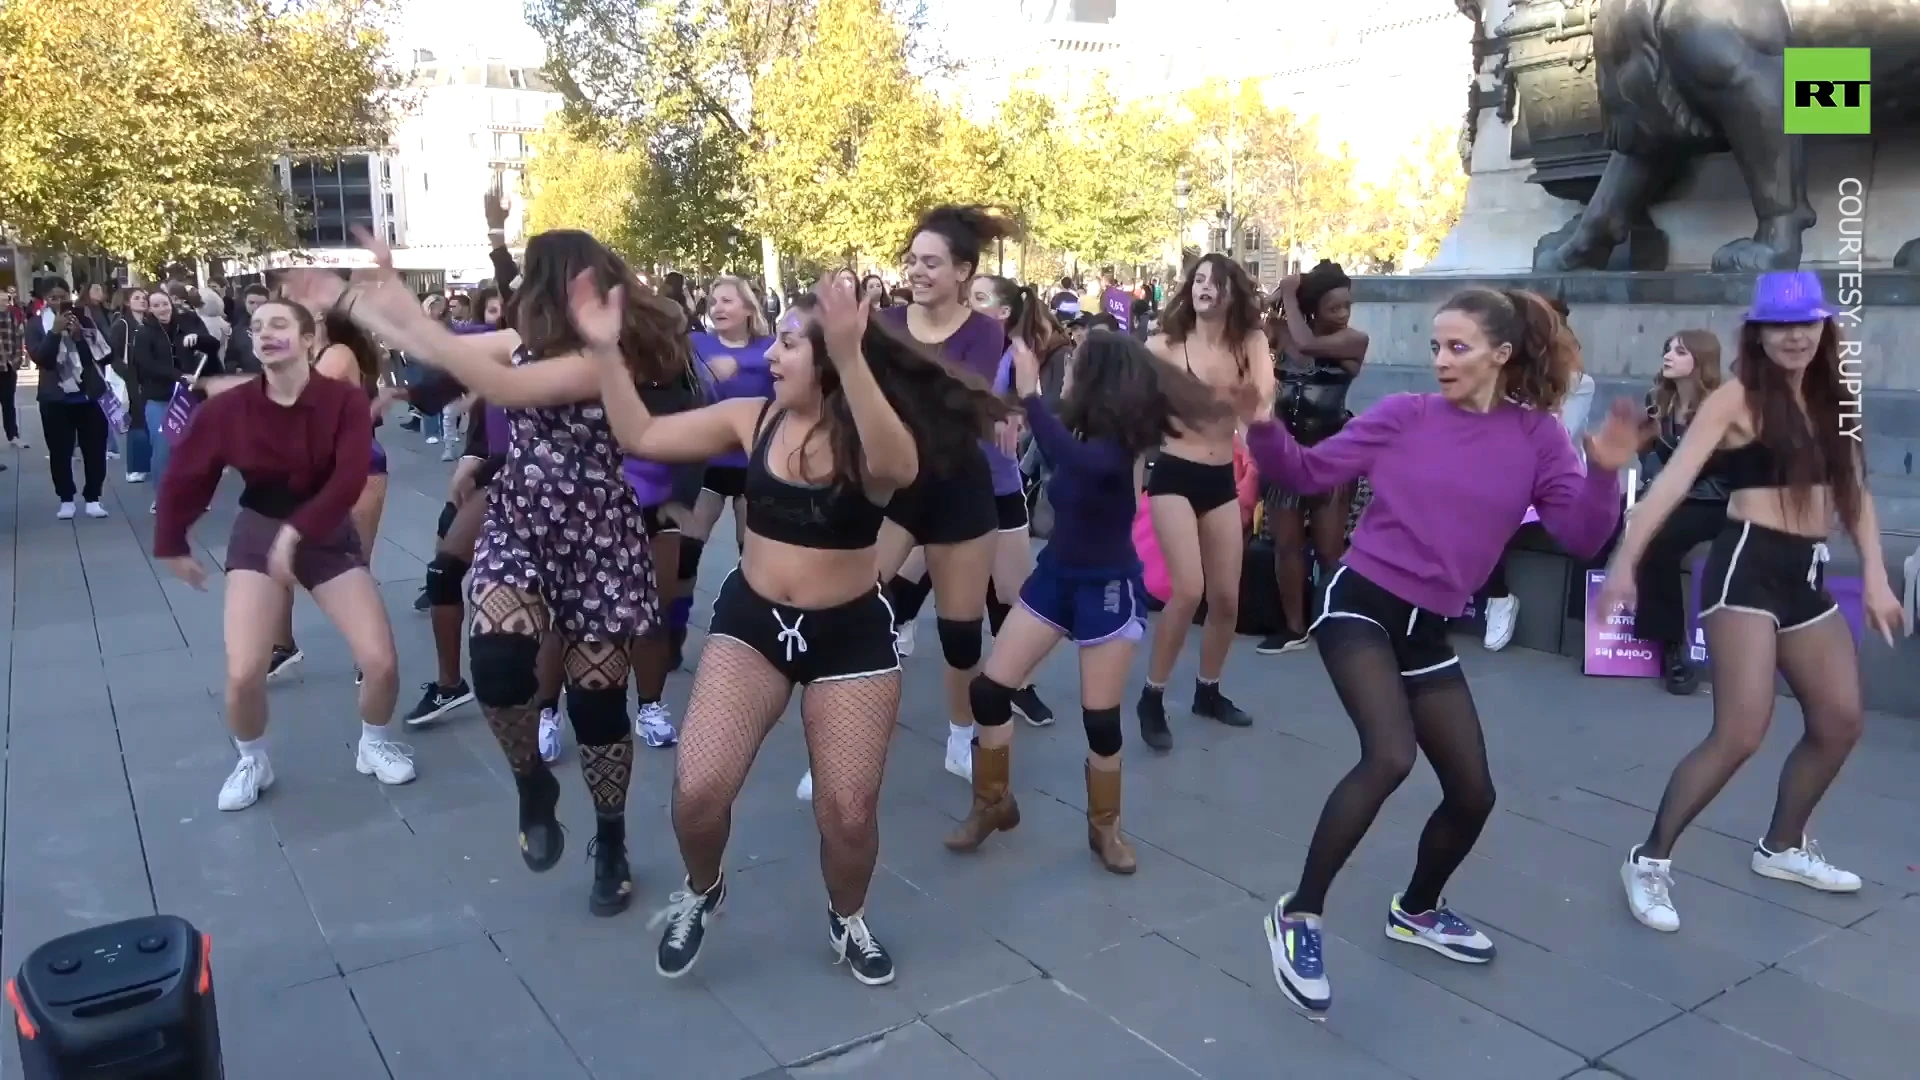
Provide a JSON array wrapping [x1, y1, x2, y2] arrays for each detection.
[[1713, 439, 1784, 491], [743, 402, 886, 550]]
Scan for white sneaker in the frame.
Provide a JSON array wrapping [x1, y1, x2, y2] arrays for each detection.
[[356, 736, 417, 785], [944, 727, 973, 782], [1751, 837, 1861, 892], [635, 701, 678, 748], [537, 707, 562, 763], [56, 502, 75, 520], [125, 471, 147, 483], [84, 501, 107, 518], [425, 436, 441, 445], [10, 437, 27, 449], [1622, 845, 1680, 932], [217, 755, 274, 811], [796, 769, 814, 801], [895, 622, 916, 658], [1483, 595, 1518, 651]]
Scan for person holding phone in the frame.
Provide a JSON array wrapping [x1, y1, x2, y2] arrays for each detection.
[[24, 278, 112, 518]]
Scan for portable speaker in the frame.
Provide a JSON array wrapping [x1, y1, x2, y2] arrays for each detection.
[[7, 915, 222, 1078]]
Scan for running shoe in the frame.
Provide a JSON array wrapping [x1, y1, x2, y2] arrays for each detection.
[[217, 755, 274, 812], [412, 585, 432, 613], [403, 681, 474, 727], [1263, 894, 1330, 1012], [653, 877, 726, 977], [1010, 685, 1054, 727], [796, 769, 813, 802], [1194, 680, 1253, 727], [266, 645, 303, 680], [1482, 595, 1518, 651], [830, 909, 895, 986], [355, 736, 417, 785], [537, 706, 563, 763], [635, 701, 679, 748], [944, 726, 973, 781], [1256, 629, 1311, 655], [1385, 894, 1494, 962], [1622, 845, 1680, 932], [894, 621, 916, 658], [1752, 836, 1861, 892]]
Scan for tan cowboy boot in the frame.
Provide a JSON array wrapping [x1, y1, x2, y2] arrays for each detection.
[[1085, 762, 1137, 874], [945, 742, 1020, 852]]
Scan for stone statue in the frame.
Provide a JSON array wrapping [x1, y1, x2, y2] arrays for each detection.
[[1507, 0, 1920, 272]]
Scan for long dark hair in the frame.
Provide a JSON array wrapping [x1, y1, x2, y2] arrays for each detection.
[[1158, 253, 1263, 378], [1737, 319, 1863, 529], [903, 205, 1020, 293], [783, 293, 1009, 489], [977, 275, 1068, 357], [516, 229, 687, 385], [1062, 331, 1232, 456], [1652, 328, 1722, 424], [323, 307, 384, 391], [1436, 287, 1579, 412]]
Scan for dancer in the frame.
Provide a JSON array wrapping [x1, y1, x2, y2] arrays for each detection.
[[1137, 254, 1267, 748], [403, 401, 495, 725], [153, 298, 412, 811], [291, 227, 676, 917], [1258, 261, 1366, 655], [1630, 329, 1727, 696], [608, 275, 1003, 985], [947, 331, 1228, 872], [1602, 272, 1899, 934], [1246, 287, 1636, 1012]]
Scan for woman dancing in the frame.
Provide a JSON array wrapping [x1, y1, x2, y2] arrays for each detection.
[[1602, 272, 1899, 934], [598, 274, 1003, 985], [294, 228, 676, 917], [1137, 255, 1268, 749], [1258, 261, 1367, 655], [153, 298, 412, 811], [947, 331, 1227, 872], [1247, 287, 1636, 1012]]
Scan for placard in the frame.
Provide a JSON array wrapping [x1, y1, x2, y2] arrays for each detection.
[[1584, 569, 1662, 676], [1103, 287, 1133, 332]]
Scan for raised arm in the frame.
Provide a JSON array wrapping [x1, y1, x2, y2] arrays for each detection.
[[1244, 392, 1420, 494], [1023, 394, 1130, 478], [1279, 280, 1367, 375], [1530, 413, 1622, 560], [819, 277, 917, 490], [595, 346, 757, 463]]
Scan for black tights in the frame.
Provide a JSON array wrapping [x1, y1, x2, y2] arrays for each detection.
[[1642, 609, 1863, 860], [1287, 620, 1495, 916], [671, 639, 900, 915]]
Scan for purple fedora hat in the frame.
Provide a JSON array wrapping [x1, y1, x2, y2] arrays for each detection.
[[1746, 271, 1833, 324]]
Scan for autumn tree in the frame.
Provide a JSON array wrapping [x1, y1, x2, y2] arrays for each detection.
[[524, 122, 647, 256], [0, 0, 399, 269], [1337, 124, 1469, 272], [1049, 84, 1185, 267]]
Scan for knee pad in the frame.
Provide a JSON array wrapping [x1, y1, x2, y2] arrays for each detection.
[[468, 633, 542, 706], [435, 501, 458, 539], [565, 683, 629, 746], [1083, 706, 1123, 758], [677, 538, 704, 585], [936, 617, 984, 670], [968, 674, 1015, 727], [986, 594, 1012, 637], [424, 553, 470, 606]]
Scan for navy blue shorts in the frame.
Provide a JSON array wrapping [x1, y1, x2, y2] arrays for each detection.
[[1019, 561, 1148, 646]]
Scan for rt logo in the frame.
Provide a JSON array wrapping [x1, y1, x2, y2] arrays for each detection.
[[1786, 48, 1871, 135]]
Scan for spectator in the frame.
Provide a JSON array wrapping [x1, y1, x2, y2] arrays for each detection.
[[223, 283, 271, 374], [0, 284, 25, 451], [109, 288, 154, 482], [24, 278, 111, 517]]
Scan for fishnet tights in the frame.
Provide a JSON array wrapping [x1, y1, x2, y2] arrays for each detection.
[[474, 585, 550, 777], [567, 638, 635, 815]]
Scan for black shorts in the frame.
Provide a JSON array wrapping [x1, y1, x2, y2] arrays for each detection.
[[1312, 564, 1462, 684], [703, 465, 747, 499], [1145, 453, 1237, 516], [995, 491, 1029, 532], [883, 445, 997, 545], [1699, 519, 1837, 631], [708, 568, 901, 684]]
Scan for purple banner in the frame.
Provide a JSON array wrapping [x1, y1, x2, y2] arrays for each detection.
[[1585, 569, 1662, 677], [1687, 556, 1864, 664], [1103, 287, 1132, 333]]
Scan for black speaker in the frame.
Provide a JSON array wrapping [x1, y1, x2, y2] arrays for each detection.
[[7, 915, 222, 1078]]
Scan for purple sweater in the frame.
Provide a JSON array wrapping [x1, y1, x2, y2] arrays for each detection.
[[880, 306, 1019, 494], [1245, 393, 1621, 616]]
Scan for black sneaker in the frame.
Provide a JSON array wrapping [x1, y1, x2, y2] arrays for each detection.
[[587, 816, 633, 917], [515, 767, 565, 872], [403, 681, 474, 726], [399, 414, 422, 433], [1138, 686, 1173, 751], [413, 586, 432, 613], [654, 877, 725, 978], [1256, 629, 1311, 655], [1661, 643, 1699, 696], [1010, 685, 1055, 727], [266, 645, 303, 680], [1194, 681, 1253, 727], [829, 909, 895, 986]]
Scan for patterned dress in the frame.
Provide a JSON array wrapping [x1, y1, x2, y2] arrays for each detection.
[[471, 349, 658, 641]]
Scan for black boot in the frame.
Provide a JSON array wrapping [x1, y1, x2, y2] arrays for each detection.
[[1193, 680, 1253, 727], [587, 814, 634, 916], [515, 766, 564, 872], [1661, 642, 1699, 696], [1138, 685, 1173, 752]]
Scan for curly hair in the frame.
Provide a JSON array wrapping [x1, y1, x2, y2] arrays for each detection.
[[1157, 253, 1263, 379], [1436, 287, 1578, 412], [1062, 331, 1232, 457], [784, 293, 1010, 489], [1736, 319, 1864, 530], [903, 205, 1021, 287], [515, 229, 689, 387], [1296, 260, 1352, 332]]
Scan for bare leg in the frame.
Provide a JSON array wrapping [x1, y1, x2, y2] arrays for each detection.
[[224, 571, 294, 742], [1192, 500, 1252, 725]]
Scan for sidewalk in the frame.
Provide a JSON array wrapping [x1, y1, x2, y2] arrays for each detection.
[[1, 416, 1915, 1080]]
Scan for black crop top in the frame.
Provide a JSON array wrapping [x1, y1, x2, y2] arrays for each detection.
[[743, 402, 887, 550], [1712, 439, 1782, 491]]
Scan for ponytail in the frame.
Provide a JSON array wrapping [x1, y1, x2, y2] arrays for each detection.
[[1438, 287, 1579, 412]]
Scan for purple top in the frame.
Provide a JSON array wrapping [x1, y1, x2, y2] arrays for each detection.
[[1244, 393, 1621, 617], [690, 331, 774, 468], [1023, 395, 1136, 576], [622, 457, 672, 508], [485, 404, 510, 458], [879, 306, 1019, 494]]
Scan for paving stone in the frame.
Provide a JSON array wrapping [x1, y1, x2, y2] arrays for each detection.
[[218, 974, 391, 1079], [282, 818, 486, 973], [926, 977, 1201, 1080], [1602, 1012, 1845, 1080], [1698, 968, 1911, 1080]]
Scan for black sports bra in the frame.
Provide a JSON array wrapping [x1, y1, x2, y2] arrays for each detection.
[[744, 402, 887, 551], [1712, 439, 1782, 491]]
